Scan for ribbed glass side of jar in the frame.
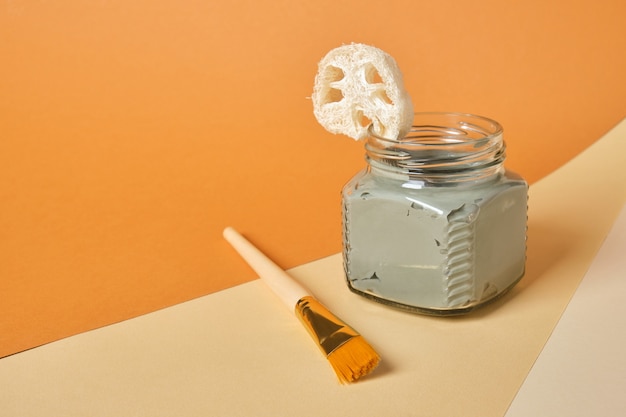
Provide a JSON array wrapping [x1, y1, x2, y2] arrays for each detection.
[[341, 112, 528, 315]]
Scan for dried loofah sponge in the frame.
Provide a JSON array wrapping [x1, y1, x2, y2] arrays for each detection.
[[312, 43, 414, 141]]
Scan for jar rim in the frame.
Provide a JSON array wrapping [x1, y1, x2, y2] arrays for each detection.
[[368, 111, 503, 145], [365, 112, 506, 184]]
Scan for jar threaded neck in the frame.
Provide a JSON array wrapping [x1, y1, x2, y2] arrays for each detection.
[[365, 112, 506, 184]]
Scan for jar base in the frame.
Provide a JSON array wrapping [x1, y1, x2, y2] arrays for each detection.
[[346, 271, 525, 316]]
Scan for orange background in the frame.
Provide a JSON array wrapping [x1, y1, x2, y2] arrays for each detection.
[[1, 0, 625, 358]]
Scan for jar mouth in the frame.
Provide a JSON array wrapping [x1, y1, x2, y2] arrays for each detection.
[[368, 111, 503, 144], [366, 112, 506, 183]]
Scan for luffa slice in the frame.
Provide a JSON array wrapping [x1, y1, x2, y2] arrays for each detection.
[[312, 43, 414, 140]]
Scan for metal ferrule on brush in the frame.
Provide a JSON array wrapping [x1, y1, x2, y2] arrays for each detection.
[[295, 296, 359, 356]]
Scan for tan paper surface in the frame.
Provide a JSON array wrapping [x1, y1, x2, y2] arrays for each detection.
[[505, 204, 626, 416], [1, 118, 625, 416]]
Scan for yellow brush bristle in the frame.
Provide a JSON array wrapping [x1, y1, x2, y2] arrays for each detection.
[[327, 336, 381, 384]]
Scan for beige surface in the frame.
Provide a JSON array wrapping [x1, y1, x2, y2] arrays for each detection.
[[505, 204, 626, 416], [1, 119, 625, 416]]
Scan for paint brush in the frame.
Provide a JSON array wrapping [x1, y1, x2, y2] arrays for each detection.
[[223, 227, 380, 383]]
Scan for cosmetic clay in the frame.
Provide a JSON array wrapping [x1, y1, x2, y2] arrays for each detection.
[[342, 112, 528, 315]]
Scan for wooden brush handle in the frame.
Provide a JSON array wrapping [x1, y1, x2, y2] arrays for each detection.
[[223, 227, 310, 310]]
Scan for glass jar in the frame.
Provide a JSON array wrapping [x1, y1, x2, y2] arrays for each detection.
[[341, 112, 527, 315]]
